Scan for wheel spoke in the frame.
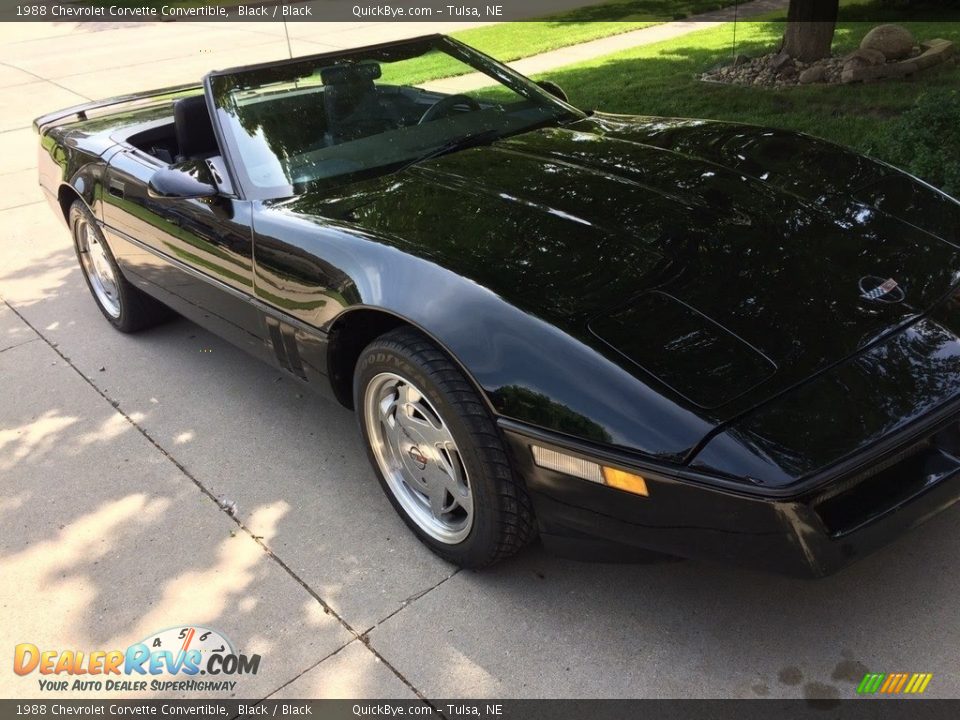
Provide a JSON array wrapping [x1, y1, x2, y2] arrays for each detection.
[[378, 391, 405, 456], [381, 414, 404, 458], [434, 449, 471, 513], [454, 482, 473, 515], [379, 388, 398, 422], [398, 382, 421, 406], [405, 415, 451, 449], [426, 473, 449, 519], [101, 273, 118, 300], [449, 451, 471, 502], [364, 373, 473, 544], [396, 389, 454, 449]]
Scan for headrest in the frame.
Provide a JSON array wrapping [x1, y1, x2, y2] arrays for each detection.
[[173, 95, 217, 160], [320, 62, 382, 85]]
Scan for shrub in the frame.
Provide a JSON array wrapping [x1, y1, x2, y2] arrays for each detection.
[[873, 89, 960, 196]]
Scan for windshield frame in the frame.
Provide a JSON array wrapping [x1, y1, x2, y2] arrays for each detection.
[[203, 34, 585, 201]]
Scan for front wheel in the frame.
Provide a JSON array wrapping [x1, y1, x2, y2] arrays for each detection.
[[354, 327, 536, 568]]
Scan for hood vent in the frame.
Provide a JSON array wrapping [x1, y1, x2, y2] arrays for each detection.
[[588, 292, 777, 409]]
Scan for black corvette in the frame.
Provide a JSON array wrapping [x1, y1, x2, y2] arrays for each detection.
[[35, 34, 960, 576]]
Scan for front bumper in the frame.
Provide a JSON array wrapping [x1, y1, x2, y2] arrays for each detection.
[[500, 415, 960, 578]]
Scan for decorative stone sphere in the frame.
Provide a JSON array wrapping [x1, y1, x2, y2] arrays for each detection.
[[860, 24, 916, 60]]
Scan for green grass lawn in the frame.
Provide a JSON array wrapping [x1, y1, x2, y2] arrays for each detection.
[[106, 0, 739, 75], [450, 0, 745, 61], [535, 20, 960, 193], [375, 0, 743, 84]]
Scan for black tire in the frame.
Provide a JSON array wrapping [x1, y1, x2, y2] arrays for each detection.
[[354, 327, 536, 568], [69, 200, 173, 333]]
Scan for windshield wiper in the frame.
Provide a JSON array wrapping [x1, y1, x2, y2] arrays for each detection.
[[393, 128, 502, 175]]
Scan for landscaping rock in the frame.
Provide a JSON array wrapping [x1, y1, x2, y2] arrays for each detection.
[[845, 48, 887, 66], [841, 59, 866, 77], [915, 39, 956, 70], [700, 33, 949, 88], [860, 24, 915, 60], [841, 64, 886, 83], [799, 65, 826, 84], [920, 38, 951, 52], [842, 47, 895, 81], [770, 52, 792, 70], [842, 56, 924, 84], [892, 60, 919, 77]]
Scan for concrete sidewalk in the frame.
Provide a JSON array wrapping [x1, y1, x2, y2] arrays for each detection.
[[3, 8, 960, 703], [427, 0, 788, 93]]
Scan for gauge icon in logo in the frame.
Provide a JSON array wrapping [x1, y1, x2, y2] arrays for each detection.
[[141, 626, 234, 661]]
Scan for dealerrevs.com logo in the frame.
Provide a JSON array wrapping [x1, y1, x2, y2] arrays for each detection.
[[14, 626, 261, 693]]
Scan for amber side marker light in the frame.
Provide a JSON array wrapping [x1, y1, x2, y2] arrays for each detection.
[[531, 446, 649, 497]]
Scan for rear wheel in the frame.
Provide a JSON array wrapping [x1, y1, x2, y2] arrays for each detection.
[[355, 327, 536, 567], [70, 200, 172, 332]]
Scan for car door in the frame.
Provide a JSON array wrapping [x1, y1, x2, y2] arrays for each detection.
[[100, 147, 275, 365]]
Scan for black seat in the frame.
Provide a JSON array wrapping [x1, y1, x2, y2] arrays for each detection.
[[173, 96, 218, 161], [322, 63, 397, 145]]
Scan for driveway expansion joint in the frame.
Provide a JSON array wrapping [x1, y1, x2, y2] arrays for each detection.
[[259, 638, 355, 700], [2, 298, 437, 704], [1, 199, 46, 213], [0, 337, 40, 355], [367, 568, 462, 633], [0, 60, 93, 101], [258, 638, 444, 715]]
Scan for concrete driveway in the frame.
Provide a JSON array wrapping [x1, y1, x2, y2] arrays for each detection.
[[2, 19, 960, 703]]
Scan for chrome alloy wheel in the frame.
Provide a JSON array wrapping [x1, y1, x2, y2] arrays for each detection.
[[76, 218, 121, 319], [363, 372, 473, 544]]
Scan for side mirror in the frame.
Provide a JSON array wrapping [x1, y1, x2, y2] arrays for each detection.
[[537, 80, 569, 103], [148, 160, 218, 200]]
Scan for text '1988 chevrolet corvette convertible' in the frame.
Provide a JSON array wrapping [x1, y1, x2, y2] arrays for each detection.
[[34, 35, 960, 577]]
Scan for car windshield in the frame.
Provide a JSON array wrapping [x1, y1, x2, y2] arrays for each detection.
[[206, 35, 582, 199]]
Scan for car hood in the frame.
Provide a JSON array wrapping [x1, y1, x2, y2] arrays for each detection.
[[288, 115, 960, 423]]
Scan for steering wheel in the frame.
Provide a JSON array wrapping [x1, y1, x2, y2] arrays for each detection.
[[419, 94, 481, 124]]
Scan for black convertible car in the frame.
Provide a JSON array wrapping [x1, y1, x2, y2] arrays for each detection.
[[35, 35, 960, 576]]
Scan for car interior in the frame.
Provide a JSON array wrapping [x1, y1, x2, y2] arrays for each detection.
[[125, 95, 218, 165], [126, 62, 487, 169]]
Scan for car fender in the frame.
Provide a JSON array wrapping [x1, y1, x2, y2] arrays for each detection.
[[253, 208, 715, 462]]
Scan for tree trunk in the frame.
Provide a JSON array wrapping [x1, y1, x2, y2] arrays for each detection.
[[780, 0, 840, 62]]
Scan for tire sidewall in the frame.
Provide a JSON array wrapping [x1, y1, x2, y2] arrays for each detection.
[[70, 201, 129, 331], [354, 342, 503, 566]]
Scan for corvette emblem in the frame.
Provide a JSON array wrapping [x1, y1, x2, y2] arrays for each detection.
[[859, 276, 904, 303], [408, 446, 428, 469]]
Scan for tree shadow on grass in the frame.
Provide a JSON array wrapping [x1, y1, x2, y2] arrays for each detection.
[[540, 0, 741, 23], [532, 21, 959, 190], [837, 1, 960, 22]]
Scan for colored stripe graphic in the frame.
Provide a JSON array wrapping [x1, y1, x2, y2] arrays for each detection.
[[857, 673, 885, 694], [857, 672, 932, 695], [893, 674, 909, 693]]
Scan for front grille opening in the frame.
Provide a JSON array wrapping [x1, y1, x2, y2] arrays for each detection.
[[814, 440, 960, 537]]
